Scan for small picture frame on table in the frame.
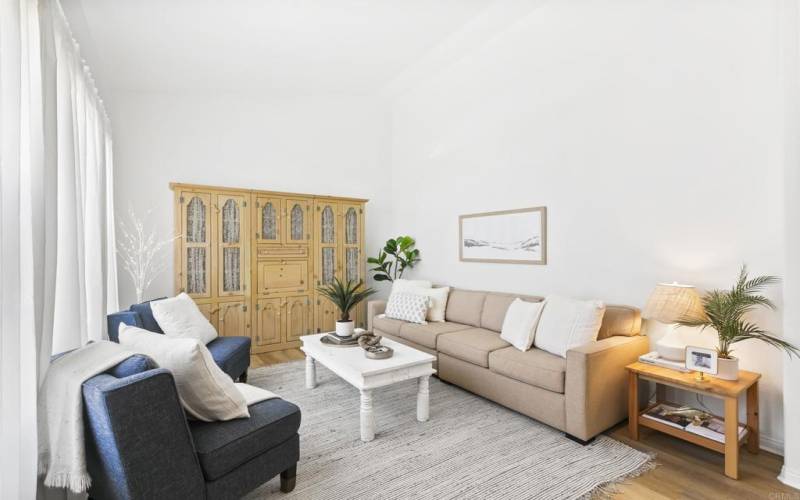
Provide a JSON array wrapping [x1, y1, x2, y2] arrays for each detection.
[[685, 346, 718, 381]]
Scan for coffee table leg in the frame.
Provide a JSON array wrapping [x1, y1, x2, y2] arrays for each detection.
[[417, 375, 430, 422], [360, 389, 374, 442], [305, 355, 316, 389]]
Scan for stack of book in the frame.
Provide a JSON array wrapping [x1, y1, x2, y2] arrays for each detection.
[[324, 333, 358, 346], [642, 403, 747, 443]]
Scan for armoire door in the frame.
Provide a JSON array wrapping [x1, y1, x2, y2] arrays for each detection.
[[179, 191, 213, 298], [196, 302, 217, 330], [256, 196, 283, 244], [218, 301, 249, 337], [314, 200, 340, 332], [285, 295, 311, 341], [284, 198, 311, 246], [255, 298, 283, 346], [216, 194, 249, 298], [341, 203, 365, 328]]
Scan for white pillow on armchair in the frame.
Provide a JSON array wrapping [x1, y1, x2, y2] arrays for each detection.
[[150, 292, 218, 344], [119, 324, 248, 421]]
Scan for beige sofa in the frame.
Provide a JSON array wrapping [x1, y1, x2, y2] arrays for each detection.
[[367, 288, 649, 442]]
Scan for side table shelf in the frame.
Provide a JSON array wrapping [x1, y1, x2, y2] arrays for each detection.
[[626, 362, 760, 480]]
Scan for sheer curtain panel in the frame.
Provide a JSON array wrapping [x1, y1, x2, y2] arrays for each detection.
[[1, 0, 118, 497]]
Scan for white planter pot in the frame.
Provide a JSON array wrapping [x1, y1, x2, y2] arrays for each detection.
[[335, 320, 355, 337], [715, 356, 739, 381]]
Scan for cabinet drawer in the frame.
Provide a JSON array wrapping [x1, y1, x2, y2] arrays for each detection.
[[258, 261, 308, 294], [256, 246, 308, 260]]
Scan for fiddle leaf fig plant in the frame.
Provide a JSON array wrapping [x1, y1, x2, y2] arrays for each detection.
[[678, 265, 799, 359], [367, 236, 421, 282]]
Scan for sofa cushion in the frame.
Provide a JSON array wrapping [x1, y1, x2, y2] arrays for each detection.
[[373, 315, 406, 335], [489, 347, 566, 393], [396, 321, 472, 349], [437, 328, 510, 368], [206, 336, 251, 380], [189, 398, 301, 481], [481, 293, 543, 332], [597, 305, 642, 339], [444, 289, 487, 327]]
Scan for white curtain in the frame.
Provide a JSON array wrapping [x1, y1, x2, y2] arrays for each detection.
[[0, 0, 118, 497]]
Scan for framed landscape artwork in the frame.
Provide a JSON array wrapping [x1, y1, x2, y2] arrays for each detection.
[[459, 206, 547, 265]]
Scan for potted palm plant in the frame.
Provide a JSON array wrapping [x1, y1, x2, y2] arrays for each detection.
[[317, 278, 376, 337], [678, 265, 799, 380]]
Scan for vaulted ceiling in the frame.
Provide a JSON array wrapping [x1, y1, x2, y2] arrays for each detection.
[[62, 0, 494, 94]]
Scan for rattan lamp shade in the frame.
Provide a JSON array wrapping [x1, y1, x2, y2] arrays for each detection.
[[642, 283, 707, 324]]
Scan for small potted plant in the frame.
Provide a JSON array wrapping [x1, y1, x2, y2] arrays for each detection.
[[316, 278, 376, 337], [678, 265, 799, 380]]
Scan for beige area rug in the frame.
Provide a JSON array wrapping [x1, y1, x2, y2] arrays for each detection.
[[245, 360, 654, 500]]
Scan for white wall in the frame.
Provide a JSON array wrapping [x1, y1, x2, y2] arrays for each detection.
[[388, 0, 788, 450], [780, 0, 800, 487], [108, 92, 392, 307]]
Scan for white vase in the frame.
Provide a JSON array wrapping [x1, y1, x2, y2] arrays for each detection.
[[715, 356, 739, 381], [335, 320, 354, 337]]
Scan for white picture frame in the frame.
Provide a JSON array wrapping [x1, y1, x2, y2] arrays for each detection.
[[685, 346, 718, 375], [459, 206, 547, 265]]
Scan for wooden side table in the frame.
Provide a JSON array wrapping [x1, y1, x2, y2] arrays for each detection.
[[625, 362, 761, 479]]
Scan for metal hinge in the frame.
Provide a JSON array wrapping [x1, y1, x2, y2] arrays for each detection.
[[360, 208, 363, 214], [243, 201, 247, 207], [243, 305, 248, 312], [179, 196, 185, 203]]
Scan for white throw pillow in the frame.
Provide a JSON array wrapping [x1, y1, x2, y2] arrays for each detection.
[[409, 287, 450, 322], [150, 293, 218, 344], [534, 295, 606, 357], [118, 324, 249, 421], [391, 279, 433, 294], [500, 298, 545, 351], [385, 292, 429, 324]]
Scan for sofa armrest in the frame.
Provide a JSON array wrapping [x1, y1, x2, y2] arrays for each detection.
[[83, 369, 205, 500], [367, 300, 387, 332], [565, 335, 650, 441]]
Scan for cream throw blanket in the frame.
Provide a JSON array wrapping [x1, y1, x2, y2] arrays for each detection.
[[38, 341, 135, 493]]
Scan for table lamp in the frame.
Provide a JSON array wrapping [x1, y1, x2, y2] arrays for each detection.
[[642, 282, 708, 362]]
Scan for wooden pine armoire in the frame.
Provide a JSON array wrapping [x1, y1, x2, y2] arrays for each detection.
[[171, 183, 367, 353]]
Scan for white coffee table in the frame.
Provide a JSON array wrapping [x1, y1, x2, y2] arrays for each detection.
[[300, 333, 436, 442]]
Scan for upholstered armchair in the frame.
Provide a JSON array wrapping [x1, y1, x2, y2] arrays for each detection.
[[107, 299, 251, 382], [82, 354, 300, 500]]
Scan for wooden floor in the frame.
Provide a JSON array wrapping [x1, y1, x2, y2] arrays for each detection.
[[251, 349, 798, 499]]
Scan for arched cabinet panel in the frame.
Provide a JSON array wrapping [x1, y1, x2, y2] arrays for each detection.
[[285, 198, 310, 245], [217, 194, 249, 297], [178, 192, 212, 299], [219, 302, 249, 338], [256, 196, 282, 244], [255, 298, 282, 346]]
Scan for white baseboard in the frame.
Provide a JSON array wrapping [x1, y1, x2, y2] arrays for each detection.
[[779, 464, 800, 489], [760, 434, 784, 456]]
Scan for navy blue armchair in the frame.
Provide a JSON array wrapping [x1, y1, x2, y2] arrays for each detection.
[[107, 299, 251, 382], [83, 354, 300, 500]]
